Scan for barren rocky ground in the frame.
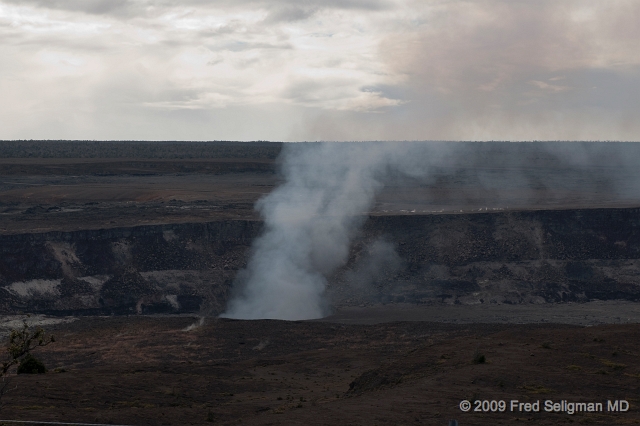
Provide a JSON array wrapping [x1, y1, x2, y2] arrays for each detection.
[[1, 315, 639, 425]]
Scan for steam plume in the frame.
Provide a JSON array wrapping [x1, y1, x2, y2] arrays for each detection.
[[220, 141, 637, 320], [222, 142, 396, 320]]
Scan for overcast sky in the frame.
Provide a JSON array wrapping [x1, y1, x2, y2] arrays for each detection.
[[1, 0, 639, 141]]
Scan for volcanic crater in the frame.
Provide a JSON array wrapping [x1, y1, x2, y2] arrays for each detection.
[[1, 140, 640, 425]]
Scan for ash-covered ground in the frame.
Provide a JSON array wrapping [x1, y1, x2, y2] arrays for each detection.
[[4, 315, 640, 425], [2, 141, 640, 424]]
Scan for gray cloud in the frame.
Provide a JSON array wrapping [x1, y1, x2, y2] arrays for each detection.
[[261, 0, 389, 22], [0, 0, 638, 140], [0, 0, 390, 19], [265, 5, 318, 23], [0, 0, 143, 17]]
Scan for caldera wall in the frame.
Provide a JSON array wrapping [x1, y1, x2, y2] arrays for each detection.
[[2, 207, 640, 315], [341, 208, 640, 307]]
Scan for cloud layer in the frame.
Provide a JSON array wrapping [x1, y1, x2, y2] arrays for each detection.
[[0, 0, 638, 140]]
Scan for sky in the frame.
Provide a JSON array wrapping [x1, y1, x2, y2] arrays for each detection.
[[0, 0, 639, 141]]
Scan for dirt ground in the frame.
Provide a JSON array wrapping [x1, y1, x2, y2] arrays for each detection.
[[0, 311, 638, 425], [323, 300, 640, 326]]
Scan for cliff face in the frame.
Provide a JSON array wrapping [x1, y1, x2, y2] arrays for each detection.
[[2, 208, 640, 315], [336, 208, 640, 307], [0, 221, 261, 315]]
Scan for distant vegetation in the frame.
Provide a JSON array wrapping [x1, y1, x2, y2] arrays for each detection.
[[1, 317, 55, 377], [0, 316, 55, 407], [0, 140, 282, 159]]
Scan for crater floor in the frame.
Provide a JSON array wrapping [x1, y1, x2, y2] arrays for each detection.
[[2, 315, 638, 425]]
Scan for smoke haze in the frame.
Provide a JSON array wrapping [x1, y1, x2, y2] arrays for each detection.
[[222, 141, 640, 320], [343, 237, 403, 291]]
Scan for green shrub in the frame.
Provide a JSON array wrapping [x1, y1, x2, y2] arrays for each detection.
[[1, 316, 55, 377], [17, 355, 47, 374]]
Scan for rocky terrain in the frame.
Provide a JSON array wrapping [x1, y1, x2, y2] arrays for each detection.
[[0, 315, 637, 425], [4, 208, 640, 316], [2, 141, 640, 316]]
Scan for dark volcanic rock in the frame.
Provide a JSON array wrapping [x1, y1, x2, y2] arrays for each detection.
[[332, 207, 640, 306], [2, 207, 640, 315], [58, 277, 94, 298], [100, 270, 156, 311]]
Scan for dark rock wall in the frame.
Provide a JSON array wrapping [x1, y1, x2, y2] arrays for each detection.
[[0, 221, 261, 315], [338, 208, 640, 306], [2, 207, 640, 315]]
